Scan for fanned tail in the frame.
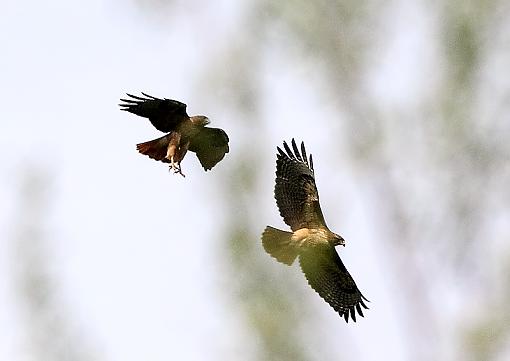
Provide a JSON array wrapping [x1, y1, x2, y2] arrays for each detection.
[[136, 134, 171, 162], [261, 226, 298, 266]]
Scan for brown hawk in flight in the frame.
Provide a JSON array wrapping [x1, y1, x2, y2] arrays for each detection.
[[119, 93, 229, 176], [262, 139, 369, 322]]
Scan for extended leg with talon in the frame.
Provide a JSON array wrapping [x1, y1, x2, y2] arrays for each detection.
[[171, 161, 185, 177], [172, 141, 189, 177], [164, 132, 185, 177], [167, 154, 185, 177]]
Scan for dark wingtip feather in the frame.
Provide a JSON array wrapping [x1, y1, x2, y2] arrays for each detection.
[[361, 294, 370, 309], [300, 142, 308, 166], [141, 92, 158, 99], [125, 93, 145, 100], [119, 98, 139, 104], [277, 139, 314, 172], [276, 146, 286, 158], [350, 307, 357, 322], [360, 298, 370, 310], [291, 139, 303, 162], [283, 141, 294, 159], [356, 303, 364, 317], [343, 311, 349, 323]]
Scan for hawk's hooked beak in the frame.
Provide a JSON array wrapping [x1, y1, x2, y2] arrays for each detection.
[[335, 234, 345, 247]]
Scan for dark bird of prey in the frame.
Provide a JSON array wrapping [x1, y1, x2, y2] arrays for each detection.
[[261, 139, 369, 322], [119, 93, 229, 176]]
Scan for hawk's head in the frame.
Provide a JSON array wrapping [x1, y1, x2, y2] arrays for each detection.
[[331, 233, 345, 247], [190, 115, 210, 126]]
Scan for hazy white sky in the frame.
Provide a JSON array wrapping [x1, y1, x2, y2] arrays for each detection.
[[0, 0, 482, 360]]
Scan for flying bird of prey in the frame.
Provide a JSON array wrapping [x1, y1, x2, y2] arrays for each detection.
[[261, 139, 369, 322], [119, 93, 229, 176]]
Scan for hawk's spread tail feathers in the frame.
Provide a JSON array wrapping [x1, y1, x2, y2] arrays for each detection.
[[261, 226, 298, 266], [136, 134, 171, 162]]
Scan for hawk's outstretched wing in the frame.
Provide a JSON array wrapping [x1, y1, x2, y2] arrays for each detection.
[[119, 93, 189, 132], [299, 244, 369, 322], [275, 139, 326, 231], [189, 127, 230, 171]]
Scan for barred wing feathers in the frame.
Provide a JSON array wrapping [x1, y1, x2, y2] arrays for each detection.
[[275, 139, 326, 231], [299, 245, 369, 322]]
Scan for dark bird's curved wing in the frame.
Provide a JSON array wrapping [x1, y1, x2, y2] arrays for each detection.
[[275, 139, 326, 231], [188, 127, 229, 171], [119, 93, 189, 132], [299, 244, 369, 322]]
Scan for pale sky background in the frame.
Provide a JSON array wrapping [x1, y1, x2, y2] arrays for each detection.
[[1, 0, 509, 360]]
